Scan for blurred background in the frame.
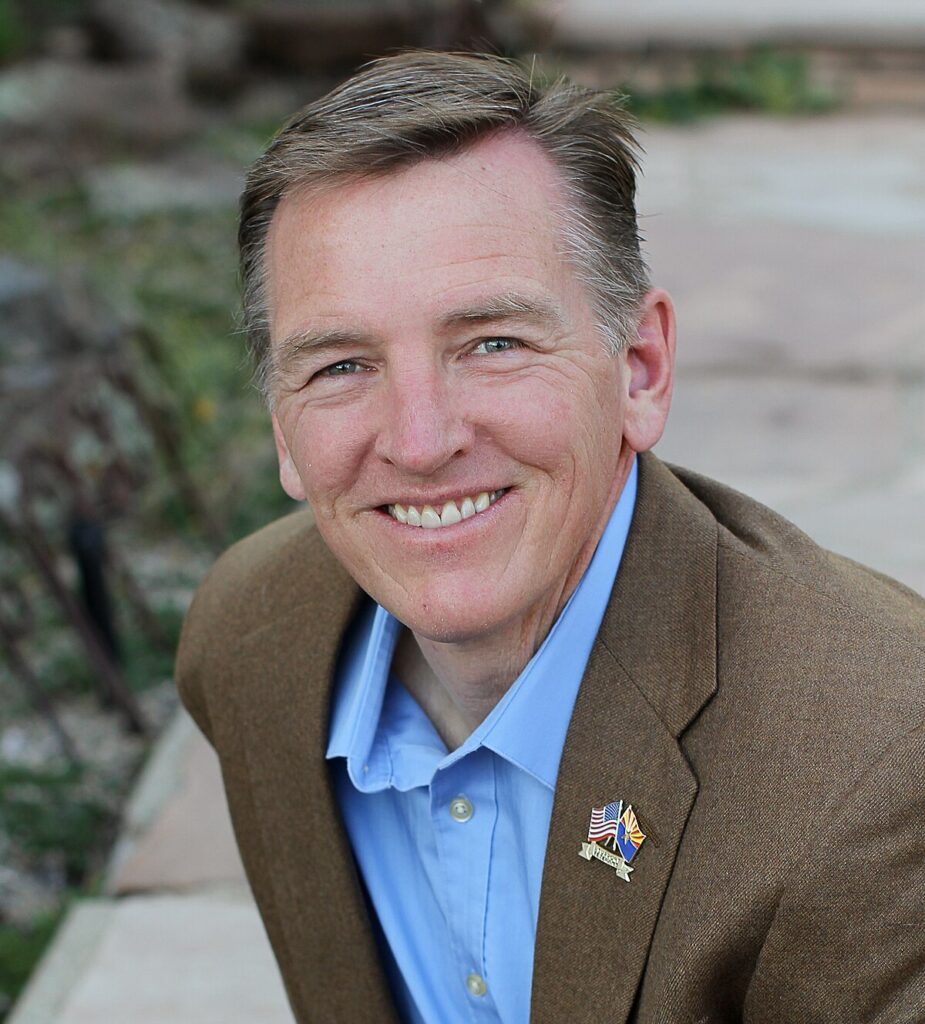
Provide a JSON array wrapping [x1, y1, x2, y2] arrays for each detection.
[[0, 0, 923, 1020]]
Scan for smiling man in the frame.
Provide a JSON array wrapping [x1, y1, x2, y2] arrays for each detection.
[[177, 52, 925, 1024]]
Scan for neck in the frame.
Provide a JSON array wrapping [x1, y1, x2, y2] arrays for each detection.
[[394, 454, 634, 749], [395, 590, 565, 749]]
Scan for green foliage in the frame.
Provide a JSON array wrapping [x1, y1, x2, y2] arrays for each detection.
[[0, 168, 273, 540], [0, 0, 28, 64], [29, 603, 183, 703], [0, 904, 68, 1018], [627, 49, 838, 122], [0, 89, 284, 1024], [0, 763, 113, 883], [41, 646, 97, 700], [121, 605, 184, 691]]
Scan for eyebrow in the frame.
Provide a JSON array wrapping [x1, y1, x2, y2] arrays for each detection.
[[437, 293, 566, 332]]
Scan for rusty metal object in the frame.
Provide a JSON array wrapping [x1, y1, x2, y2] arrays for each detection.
[[3, 507, 147, 736]]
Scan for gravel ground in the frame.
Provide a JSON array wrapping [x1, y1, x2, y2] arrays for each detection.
[[0, 681, 179, 926]]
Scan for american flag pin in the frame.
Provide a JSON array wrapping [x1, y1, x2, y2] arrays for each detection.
[[578, 800, 647, 882]]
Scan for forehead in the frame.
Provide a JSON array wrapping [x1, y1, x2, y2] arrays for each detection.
[[264, 133, 585, 343]]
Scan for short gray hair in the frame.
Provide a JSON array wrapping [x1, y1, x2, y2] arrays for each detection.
[[239, 50, 650, 400]]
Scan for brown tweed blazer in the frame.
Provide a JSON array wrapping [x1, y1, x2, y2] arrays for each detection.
[[176, 452, 925, 1023]]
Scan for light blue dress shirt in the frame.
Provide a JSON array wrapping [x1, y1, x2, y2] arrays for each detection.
[[326, 460, 637, 1024]]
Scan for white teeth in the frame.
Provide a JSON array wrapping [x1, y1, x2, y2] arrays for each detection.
[[420, 505, 441, 529], [387, 489, 506, 528], [440, 500, 462, 526]]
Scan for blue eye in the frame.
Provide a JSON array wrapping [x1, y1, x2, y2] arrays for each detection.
[[319, 360, 362, 377], [473, 337, 520, 355]]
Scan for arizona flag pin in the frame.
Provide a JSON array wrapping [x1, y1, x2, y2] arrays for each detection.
[[578, 801, 646, 882]]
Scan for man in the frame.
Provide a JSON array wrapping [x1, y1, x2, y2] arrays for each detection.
[[176, 51, 925, 1023]]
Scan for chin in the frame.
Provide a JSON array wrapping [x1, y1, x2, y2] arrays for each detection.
[[383, 591, 518, 646]]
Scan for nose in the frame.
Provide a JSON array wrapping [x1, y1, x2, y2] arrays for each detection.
[[374, 366, 472, 475]]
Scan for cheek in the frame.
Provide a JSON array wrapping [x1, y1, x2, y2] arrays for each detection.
[[485, 377, 622, 476], [283, 406, 372, 509]]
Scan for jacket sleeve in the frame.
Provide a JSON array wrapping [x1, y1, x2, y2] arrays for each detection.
[[744, 720, 925, 1022], [174, 587, 215, 746]]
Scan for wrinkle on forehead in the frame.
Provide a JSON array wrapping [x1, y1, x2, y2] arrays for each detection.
[[265, 132, 587, 344]]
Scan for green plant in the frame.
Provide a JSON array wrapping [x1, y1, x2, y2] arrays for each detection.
[[40, 645, 98, 699], [0, 763, 113, 883], [121, 605, 185, 691], [0, 0, 28, 64], [0, 903, 68, 1019], [626, 48, 839, 122]]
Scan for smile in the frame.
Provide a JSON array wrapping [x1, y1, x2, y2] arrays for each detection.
[[386, 490, 506, 529]]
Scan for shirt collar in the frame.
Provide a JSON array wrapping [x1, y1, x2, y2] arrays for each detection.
[[327, 459, 638, 791], [326, 598, 402, 770], [466, 459, 637, 788]]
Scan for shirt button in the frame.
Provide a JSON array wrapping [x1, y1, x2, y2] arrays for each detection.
[[466, 972, 487, 997], [449, 796, 473, 822]]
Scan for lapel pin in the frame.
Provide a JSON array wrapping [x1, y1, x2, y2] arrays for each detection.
[[578, 800, 646, 882]]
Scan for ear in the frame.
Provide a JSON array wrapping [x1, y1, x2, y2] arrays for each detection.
[[621, 287, 676, 453], [272, 413, 307, 502]]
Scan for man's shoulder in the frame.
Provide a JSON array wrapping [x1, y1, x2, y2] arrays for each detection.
[[189, 508, 344, 633], [175, 508, 356, 739], [177, 509, 352, 673], [668, 459, 924, 649], [625, 454, 924, 748], [658, 459, 925, 787], [632, 459, 925, 1022]]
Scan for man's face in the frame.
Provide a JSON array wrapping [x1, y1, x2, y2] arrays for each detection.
[[267, 133, 640, 644]]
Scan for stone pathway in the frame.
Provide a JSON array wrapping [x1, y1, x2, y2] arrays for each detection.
[[644, 114, 925, 595], [9, 715, 292, 1023], [10, 108, 924, 1022], [541, 0, 925, 46]]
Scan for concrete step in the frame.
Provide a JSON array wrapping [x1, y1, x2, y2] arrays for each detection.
[[9, 892, 292, 1024], [540, 0, 925, 49]]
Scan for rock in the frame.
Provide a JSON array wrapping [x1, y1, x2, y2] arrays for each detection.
[[83, 157, 243, 219], [85, 0, 245, 94], [0, 462, 21, 513], [0, 258, 136, 492], [0, 260, 51, 311], [232, 78, 322, 129], [0, 258, 120, 388], [245, 0, 533, 76], [244, 0, 420, 72], [0, 862, 63, 927], [0, 59, 196, 173], [0, 260, 79, 385]]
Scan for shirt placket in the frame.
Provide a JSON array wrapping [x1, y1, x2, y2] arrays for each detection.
[[430, 747, 501, 1022]]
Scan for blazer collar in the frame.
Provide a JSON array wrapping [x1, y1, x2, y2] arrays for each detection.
[[600, 451, 718, 738], [531, 452, 718, 1023]]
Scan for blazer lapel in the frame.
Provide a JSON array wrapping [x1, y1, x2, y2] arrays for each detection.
[[226, 539, 399, 1024], [532, 453, 718, 1023]]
